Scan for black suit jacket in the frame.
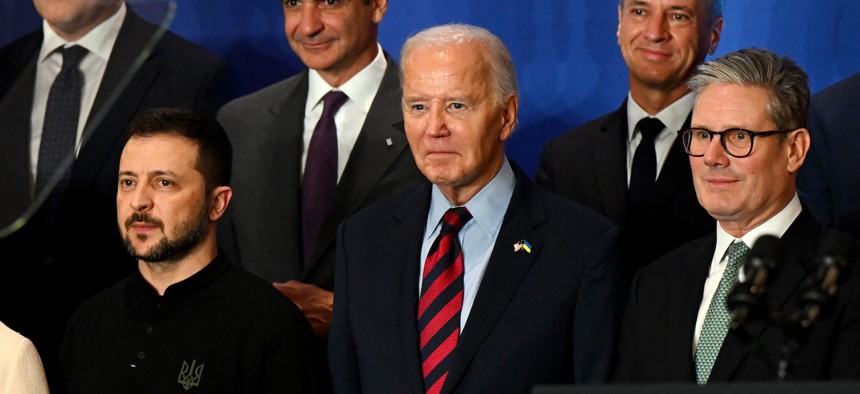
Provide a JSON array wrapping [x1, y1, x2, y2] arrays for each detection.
[[798, 71, 860, 227], [0, 9, 228, 392], [614, 209, 860, 382], [536, 101, 714, 280], [329, 162, 627, 393], [216, 53, 424, 290]]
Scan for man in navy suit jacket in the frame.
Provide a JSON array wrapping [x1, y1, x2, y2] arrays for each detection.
[[0, 1, 228, 391], [798, 71, 860, 227], [329, 24, 627, 393], [615, 48, 860, 383], [536, 0, 723, 282]]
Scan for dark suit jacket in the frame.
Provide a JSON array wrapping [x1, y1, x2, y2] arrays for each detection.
[[329, 161, 627, 393], [614, 209, 860, 382], [0, 9, 228, 392], [536, 101, 714, 281], [798, 71, 860, 227], [216, 53, 424, 290]]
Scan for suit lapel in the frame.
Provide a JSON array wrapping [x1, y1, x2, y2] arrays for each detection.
[[442, 164, 546, 392], [710, 211, 818, 381], [260, 73, 308, 280], [594, 104, 629, 223], [393, 184, 433, 394], [305, 53, 410, 275], [72, 10, 159, 193]]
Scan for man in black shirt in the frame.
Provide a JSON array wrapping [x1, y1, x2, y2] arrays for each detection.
[[61, 108, 322, 393]]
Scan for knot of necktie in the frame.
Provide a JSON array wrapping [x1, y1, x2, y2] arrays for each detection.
[[59, 45, 88, 71], [636, 117, 666, 142], [441, 206, 472, 234], [321, 90, 349, 118]]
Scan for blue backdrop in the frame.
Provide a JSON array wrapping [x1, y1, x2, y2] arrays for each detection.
[[4, 1, 859, 176]]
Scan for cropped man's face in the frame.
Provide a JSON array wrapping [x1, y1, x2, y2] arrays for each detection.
[[282, 0, 386, 86], [34, 0, 122, 41], [617, 0, 722, 92]]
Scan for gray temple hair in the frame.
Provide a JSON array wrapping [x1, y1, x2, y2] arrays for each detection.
[[688, 47, 810, 130]]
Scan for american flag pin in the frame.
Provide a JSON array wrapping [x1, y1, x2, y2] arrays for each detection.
[[513, 239, 532, 253], [385, 138, 394, 147]]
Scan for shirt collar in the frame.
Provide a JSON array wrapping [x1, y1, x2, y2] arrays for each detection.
[[306, 43, 387, 115], [39, 2, 125, 64], [626, 91, 695, 141], [132, 253, 230, 299], [425, 158, 516, 240], [714, 193, 803, 262]]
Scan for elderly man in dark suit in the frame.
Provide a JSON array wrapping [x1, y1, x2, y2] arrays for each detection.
[[536, 0, 724, 281], [615, 48, 860, 383], [329, 23, 627, 393], [0, 1, 227, 391]]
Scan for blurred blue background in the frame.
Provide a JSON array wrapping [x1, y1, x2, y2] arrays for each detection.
[[4, 0, 859, 177]]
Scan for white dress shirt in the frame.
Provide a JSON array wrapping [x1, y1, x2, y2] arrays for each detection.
[[302, 43, 387, 182]]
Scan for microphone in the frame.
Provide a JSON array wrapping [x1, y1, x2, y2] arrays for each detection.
[[728, 235, 784, 329], [796, 230, 858, 327]]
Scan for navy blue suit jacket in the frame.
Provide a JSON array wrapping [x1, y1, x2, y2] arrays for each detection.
[[798, 71, 860, 226], [536, 101, 714, 281], [615, 210, 860, 382], [329, 161, 627, 393]]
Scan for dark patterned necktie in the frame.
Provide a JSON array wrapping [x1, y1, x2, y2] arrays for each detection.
[[302, 90, 348, 266], [418, 207, 472, 394], [628, 117, 665, 213], [36, 45, 88, 222]]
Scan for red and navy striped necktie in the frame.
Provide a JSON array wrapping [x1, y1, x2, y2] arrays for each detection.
[[418, 206, 472, 394]]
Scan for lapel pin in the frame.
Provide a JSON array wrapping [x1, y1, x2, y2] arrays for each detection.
[[513, 239, 532, 253], [385, 138, 394, 147]]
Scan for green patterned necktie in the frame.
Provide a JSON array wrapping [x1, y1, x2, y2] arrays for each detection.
[[695, 240, 750, 384]]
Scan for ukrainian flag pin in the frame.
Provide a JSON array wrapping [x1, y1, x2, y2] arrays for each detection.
[[513, 239, 532, 253]]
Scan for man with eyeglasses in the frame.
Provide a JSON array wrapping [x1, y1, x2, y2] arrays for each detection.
[[614, 48, 860, 383], [537, 0, 722, 283]]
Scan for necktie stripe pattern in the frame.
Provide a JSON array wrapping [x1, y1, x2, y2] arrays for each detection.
[[419, 207, 472, 394], [628, 117, 665, 213], [302, 90, 349, 266], [36, 45, 88, 196], [695, 240, 750, 384]]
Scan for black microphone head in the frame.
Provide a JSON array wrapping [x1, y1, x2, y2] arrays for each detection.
[[744, 234, 784, 275], [818, 230, 859, 271]]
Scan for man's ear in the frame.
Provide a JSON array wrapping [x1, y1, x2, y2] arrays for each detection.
[[209, 186, 233, 221], [499, 94, 519, 142], [371, 0, 388, 24], [786, 128, 810, 173]]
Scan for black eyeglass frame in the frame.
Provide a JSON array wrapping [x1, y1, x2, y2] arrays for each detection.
[[677, 127, 794, 158]]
